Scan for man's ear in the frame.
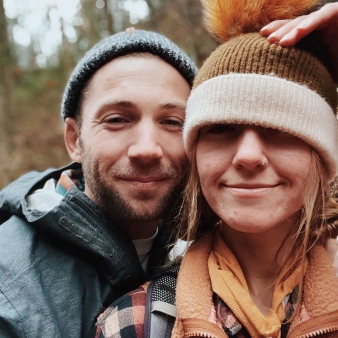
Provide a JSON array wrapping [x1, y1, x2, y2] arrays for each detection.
[[64, 117, 82, 163]]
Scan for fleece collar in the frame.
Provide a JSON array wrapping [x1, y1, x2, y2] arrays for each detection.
[[173, 229, 338, 338]]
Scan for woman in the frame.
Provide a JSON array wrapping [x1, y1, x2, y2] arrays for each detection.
[[172, 0, 338, 336], [96, 1, 338, 337]]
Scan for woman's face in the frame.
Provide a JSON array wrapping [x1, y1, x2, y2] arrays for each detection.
[[196, 124, 312, 234]]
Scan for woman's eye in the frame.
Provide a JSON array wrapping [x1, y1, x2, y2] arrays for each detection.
[[207, 124, 236, 134]]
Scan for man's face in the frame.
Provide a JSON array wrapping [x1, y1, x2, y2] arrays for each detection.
[[65, 55, 190, 238]]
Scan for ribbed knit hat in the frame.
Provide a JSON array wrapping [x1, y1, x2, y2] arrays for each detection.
[[61, 29, 197, 120], [184, 0, 338, 179]]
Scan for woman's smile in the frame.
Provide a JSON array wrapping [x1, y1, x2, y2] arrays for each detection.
[[196, 124, 312, 233], [223, 183, 281, 198]]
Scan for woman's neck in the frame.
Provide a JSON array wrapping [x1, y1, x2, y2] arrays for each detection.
[[220, 220, 296, 314]]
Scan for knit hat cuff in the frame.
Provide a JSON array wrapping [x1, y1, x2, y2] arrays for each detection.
[[184, 73, 338, 179]]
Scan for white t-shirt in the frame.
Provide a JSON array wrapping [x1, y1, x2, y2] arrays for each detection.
[[132, 228, 158, 270]]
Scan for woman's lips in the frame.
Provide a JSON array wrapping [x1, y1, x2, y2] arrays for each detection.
[[223, 183, 280, 196]]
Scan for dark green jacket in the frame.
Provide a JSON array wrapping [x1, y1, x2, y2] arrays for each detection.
[[0, 163, 171, 338]]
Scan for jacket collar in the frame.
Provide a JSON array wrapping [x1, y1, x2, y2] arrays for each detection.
[[174, 230, 338, 338], [288, 244, 338, 337], [0, 163, 172, 295]]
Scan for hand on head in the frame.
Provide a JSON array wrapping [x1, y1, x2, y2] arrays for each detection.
[[260, 3, 338, 45], [261, 3, 338, 80]]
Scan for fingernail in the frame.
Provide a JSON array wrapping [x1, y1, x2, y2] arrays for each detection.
[[260, 27, 268, 35], [266, 33, 278, 43], [279, 32, 292, 44]]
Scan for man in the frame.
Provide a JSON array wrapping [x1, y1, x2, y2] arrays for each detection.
[[0, 29, 197, 338]]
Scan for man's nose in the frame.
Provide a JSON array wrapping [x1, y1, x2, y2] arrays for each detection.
[[127, 123, 163, 163], [232, 129, 266, 170]]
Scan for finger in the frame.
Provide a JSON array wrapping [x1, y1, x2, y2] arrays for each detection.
[[260, 20, 291, 36], [262, 3, 338, 46], [277, 4, 338, 46], [263, 17, 306, 43], [260, 18, 305, 36]]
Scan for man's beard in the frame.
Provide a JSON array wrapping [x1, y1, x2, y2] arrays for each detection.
[[81, 152, 185, 223]]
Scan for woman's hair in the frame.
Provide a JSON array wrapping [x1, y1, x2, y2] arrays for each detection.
[[176, 143, 338, 308]]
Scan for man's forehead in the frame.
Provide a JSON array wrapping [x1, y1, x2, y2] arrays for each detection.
[[93, 54, 182, 77], [87, 55, 190, 92]]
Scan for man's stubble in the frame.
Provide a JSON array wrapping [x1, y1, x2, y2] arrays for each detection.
[[80, 141, 186, 224]]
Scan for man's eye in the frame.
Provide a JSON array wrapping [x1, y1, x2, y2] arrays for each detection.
[[105, 117, 128, 124], [162, 119, 183, 128]]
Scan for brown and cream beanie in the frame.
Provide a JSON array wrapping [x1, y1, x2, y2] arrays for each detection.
[[184, 0, 338, 180]]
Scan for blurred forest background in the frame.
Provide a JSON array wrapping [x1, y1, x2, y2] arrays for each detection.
[[0, 0, 218, 188], [0, 0, 336, 188]]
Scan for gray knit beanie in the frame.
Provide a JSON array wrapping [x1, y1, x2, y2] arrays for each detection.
[[61, 29, 198, 120]]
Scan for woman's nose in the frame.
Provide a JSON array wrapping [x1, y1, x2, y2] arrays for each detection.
[[232, 129, 266, 170]]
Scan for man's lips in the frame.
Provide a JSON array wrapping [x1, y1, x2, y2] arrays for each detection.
[[118, 176, 168, 183], [116, 176, 169, 189]]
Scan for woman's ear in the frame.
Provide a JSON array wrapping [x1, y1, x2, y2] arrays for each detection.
[[64, 117, 82, 163]]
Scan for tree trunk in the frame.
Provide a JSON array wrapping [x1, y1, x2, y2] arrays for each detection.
[[0, 0, 13, 187], [104, 0, 115, 35]]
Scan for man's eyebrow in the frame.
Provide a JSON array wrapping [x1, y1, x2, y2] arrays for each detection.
[[96, 101, 186, 115], [105, 100, 136, 108], [94, 100, 137, 117], [96, 100, 136, 113], [160, 102, 187, 110]]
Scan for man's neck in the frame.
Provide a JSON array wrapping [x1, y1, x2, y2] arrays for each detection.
[[115, 219, 159, 240]]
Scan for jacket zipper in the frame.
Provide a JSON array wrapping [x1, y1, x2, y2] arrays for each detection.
[[295, 325, 338, 338], [288, 310, 338, 338], [185, 326, 338, 338], [186, 332, 218, 338], [182, 318, 229, 338]]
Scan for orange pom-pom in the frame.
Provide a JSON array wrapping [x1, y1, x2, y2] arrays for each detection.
[[202, 0, 319, 42]]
